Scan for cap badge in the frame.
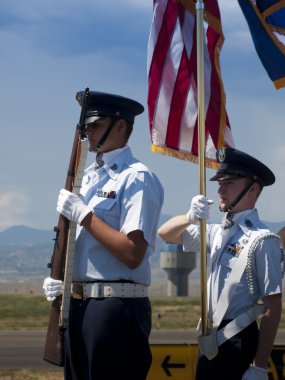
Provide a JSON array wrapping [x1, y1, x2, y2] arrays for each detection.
[[218, 148, 226, 163]]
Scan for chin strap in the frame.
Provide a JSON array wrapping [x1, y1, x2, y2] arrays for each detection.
[[91, 117, 119, 152], [219, 181, 254, 213]]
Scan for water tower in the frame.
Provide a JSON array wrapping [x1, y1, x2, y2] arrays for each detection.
[[160, 244, 196, 296]]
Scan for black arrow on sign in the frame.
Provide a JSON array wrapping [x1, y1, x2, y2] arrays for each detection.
[[161, 355, 186, 376]]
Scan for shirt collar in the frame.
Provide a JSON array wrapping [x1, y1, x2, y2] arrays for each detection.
[[231, 209, 254, 224], [84, 145, 133, 181], [102, 146, 132, 179], [100, 146, 128, 166], [232, 209, 259, 236]]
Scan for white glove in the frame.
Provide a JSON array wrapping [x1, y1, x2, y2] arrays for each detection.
[[57, 189, 92, 225], [186, 195, 213, 223], [241, 365, 268, 380], [43, 276, 63, 302]]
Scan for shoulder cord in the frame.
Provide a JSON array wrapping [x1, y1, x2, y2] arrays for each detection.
[[246, 232, 285, 299]]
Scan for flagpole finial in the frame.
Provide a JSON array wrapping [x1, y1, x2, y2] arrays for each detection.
[[196, 0, 204, 10]]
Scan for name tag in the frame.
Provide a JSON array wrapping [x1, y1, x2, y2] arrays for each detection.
[[96, 189, 116, 199]]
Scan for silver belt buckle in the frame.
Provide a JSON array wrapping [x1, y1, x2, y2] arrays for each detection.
[[97, 283, 104, 298], [83, 282, 105, 298]]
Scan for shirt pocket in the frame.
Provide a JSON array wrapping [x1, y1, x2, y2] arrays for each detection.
[[92, 197, 120, 229], [220, 251, 237, 272]]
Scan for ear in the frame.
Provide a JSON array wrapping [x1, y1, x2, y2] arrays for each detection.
[[250, 182, 260, 193], [115, 119, 127, 134]]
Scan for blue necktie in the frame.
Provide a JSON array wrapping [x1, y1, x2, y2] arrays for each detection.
[[223, 213, 234, 230], [95, 152, 104, 170]]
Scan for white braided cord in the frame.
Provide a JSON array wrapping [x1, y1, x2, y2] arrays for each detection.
[[246, 232, 285, 299]]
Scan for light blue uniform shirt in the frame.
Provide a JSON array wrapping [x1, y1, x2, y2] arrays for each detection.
[[73, 146, 164, 285], [182, 209, 283, 320]]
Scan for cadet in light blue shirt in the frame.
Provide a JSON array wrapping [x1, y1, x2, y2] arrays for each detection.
[[158, 147, 284, 380], [43, 91, 164, 380]]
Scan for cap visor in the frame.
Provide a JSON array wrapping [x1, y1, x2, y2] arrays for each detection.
[[85, 116, 104, 125], [209, 173, 243, 182]]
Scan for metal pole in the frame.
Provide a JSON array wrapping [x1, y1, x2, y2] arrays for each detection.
[[196, 0, 208, 335]]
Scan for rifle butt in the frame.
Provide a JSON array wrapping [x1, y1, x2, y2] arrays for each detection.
[[43, 297, 65, 367]]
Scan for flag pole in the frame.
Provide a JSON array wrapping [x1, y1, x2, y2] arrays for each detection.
[[196, 0, 208, 335]]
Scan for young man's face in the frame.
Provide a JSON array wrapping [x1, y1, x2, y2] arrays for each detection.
[[85, 116, 128, 153], [217, 177, 252, 213], [85, 116, 114, 153]]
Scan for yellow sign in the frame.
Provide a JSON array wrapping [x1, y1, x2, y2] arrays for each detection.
[[147, 344, 285, 380], [147, 344, 199, 380]]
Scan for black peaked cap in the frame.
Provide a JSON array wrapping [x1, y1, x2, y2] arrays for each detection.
[[76, 90, 144, 124], [209, 147, 275, 186]]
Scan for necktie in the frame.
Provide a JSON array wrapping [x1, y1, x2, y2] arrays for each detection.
[[95, 152, 104, 170], [223, 212, 234, 230]]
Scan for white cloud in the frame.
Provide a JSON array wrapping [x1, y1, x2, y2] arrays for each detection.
[[0, 191, 30, 230]]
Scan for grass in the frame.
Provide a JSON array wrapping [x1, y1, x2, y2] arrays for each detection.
[[151, 296, 201, 329], [0, 294, 202, 330], [0, 294, 49, 330], [1, 293, 285, 330]]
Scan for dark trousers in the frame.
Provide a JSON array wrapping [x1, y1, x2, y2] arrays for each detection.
[[195, 321, 259, 380], [64, 297, 152, 380]]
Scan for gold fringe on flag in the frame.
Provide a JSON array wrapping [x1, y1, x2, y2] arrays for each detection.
[[151, 144, 220, 169]]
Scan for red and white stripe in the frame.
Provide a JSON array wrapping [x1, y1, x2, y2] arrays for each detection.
[[147, 0, 234, 166]]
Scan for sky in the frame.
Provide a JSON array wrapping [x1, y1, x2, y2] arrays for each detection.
[[0, 0, 284, 232]]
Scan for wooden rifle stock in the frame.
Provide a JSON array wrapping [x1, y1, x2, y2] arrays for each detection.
[[43, 88, 90, 366]]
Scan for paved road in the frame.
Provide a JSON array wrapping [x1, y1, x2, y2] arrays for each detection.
[[0, 330, 56, 370], [0, 330, 196, 370], [0, 330, 285, 370]]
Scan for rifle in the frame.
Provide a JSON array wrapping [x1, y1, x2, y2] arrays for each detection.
[[43, 88, 90, 366]]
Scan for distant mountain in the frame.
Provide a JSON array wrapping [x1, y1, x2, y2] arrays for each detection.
[[0, 225, 56, 280], [0, 225, 54, 245], [0, 216, 284, 282]]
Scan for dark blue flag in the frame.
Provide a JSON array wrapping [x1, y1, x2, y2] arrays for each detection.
[[238, 0, 285, 89]]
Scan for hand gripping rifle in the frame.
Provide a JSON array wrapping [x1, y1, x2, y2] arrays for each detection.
[[43, 88, 90, 366]]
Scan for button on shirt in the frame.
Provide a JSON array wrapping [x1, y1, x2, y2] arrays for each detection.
[[73, 146, 164, 285], [182, 209, 283, 320]]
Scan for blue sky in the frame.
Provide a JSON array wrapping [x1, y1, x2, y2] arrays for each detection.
[[0, 0, 284, 231]]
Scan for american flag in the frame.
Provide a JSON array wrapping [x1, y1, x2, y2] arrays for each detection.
[[238, 0, 285, 90], [147, 0, 234, 168]]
